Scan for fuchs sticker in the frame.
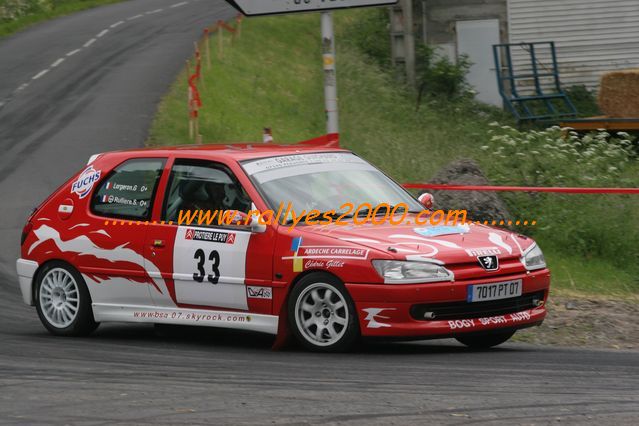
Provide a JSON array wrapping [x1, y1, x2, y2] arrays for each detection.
[[71, 166, 101, 199], [184, 228, 236, 244], [247, 286, 272, 300]]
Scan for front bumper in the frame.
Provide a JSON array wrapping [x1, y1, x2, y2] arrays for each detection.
[[16, 259, 38, 306], [346, 269, 550, 338]]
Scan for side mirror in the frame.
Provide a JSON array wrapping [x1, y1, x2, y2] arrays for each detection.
[[418, 193, 434, 210], [250, 220, 267, 234], [248, 211, 267, 234]]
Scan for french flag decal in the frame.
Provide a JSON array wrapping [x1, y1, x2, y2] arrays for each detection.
[[105, 182, 112, 190], [101, 195, 108, 203]]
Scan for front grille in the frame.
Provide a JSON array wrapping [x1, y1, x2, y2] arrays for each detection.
[[410, 291, 546, 321]]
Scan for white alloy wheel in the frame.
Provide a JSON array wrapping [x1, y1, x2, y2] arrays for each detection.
[[294, 282, 349, 347], [39, 267, 80, 329]]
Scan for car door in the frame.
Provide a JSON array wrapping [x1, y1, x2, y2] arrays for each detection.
[[83, 157, 166, 306], [145, 158, 272, 311]]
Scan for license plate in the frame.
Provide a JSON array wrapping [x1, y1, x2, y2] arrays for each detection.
[[467, 279, 522, 302]]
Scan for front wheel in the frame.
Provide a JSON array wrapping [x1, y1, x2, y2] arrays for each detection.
[[35, 261, 98, 336], [288, 273, 360, 352], [456, 330, 516, 349]]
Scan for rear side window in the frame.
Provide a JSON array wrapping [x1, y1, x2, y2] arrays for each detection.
[[91, 158, 165, 220]]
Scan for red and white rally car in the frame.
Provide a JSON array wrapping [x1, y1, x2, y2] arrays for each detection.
[[16, 136, 550, 351]]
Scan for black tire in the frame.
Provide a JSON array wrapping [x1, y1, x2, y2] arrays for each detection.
[[456, 330, 516, 349], [34, 261, 99, 337], [288, 273, 360, 352]]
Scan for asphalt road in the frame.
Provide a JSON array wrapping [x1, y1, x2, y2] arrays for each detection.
[[0, 1, 638, 425]]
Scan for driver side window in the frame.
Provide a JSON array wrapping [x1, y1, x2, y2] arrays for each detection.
[[163, 160, 252, 224]]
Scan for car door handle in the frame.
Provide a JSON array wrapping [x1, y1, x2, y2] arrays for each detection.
[[152, 240, 166, 248]]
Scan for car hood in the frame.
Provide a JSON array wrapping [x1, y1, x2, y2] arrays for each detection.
[[299, 219, 535, 265]]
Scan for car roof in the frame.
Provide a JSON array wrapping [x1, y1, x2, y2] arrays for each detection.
[[98, 136, 348, 163], [122, 144, 346, 161]]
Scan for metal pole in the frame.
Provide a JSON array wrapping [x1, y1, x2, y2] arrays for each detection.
[[321, 12, 339, 135]]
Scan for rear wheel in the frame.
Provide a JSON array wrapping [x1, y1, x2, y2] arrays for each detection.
[[35, 262, 98, 336], [456, 330, 516, 349], [288, 273, 359, 352]]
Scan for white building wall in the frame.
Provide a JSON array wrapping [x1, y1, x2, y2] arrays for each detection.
[[507, 0, 639, 93]]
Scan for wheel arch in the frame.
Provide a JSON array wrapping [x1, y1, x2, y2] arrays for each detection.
[[287, 269, 345, 301]]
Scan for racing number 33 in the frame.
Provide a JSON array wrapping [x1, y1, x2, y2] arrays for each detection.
[[193, 249, 221, 285]]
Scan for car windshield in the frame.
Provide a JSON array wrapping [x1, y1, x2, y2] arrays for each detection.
[[243, 152, 423, 222]]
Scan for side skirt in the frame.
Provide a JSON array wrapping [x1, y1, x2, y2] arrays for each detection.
[[93, 304, 279, 335]]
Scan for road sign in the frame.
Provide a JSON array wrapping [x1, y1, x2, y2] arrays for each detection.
[[226, 0, 398, 16]]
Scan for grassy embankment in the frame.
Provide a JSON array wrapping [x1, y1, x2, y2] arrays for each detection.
[[149, 12, 639, 298], [0, 0, 123, 37]]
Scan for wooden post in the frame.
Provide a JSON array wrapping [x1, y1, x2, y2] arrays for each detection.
[[194, 116, 200, 144], [204, 29, 211, 69], [193, 41, 203, 84], [186, 59, 193, 140], [217, 22, 223, 59], [188, 88, 194, 140], [235, 16, 242, 40]]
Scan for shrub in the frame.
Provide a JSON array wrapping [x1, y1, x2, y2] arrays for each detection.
[[564, 85, 601, 117], [344, 9, 472, 105], [415, 44, 472, 108], [0, 0, 53, 23], [345, 8, 391, 69], [482, 124, 638, 268]]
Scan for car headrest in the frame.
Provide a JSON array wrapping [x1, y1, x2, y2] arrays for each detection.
[[179, 180, 208, 202]]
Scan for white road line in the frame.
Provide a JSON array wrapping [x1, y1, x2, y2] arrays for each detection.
[[5, 1, 177, 94], [32, 70, 49, 80]]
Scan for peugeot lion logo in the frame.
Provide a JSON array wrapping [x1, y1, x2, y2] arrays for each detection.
[[478, 255, 499, 271]]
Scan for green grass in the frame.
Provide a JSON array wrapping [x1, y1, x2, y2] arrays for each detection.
[[148, 12, 638, 297], [0, 0, 123, 37], [148, 12, 510, 183], [545, 247, 638, 297]]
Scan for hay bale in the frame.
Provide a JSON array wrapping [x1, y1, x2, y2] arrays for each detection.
[[599, 69, 639, 118]]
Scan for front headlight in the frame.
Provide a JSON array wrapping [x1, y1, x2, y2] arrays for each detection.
[[521, 243, 547, 271], [372, 260, 454, 284]]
